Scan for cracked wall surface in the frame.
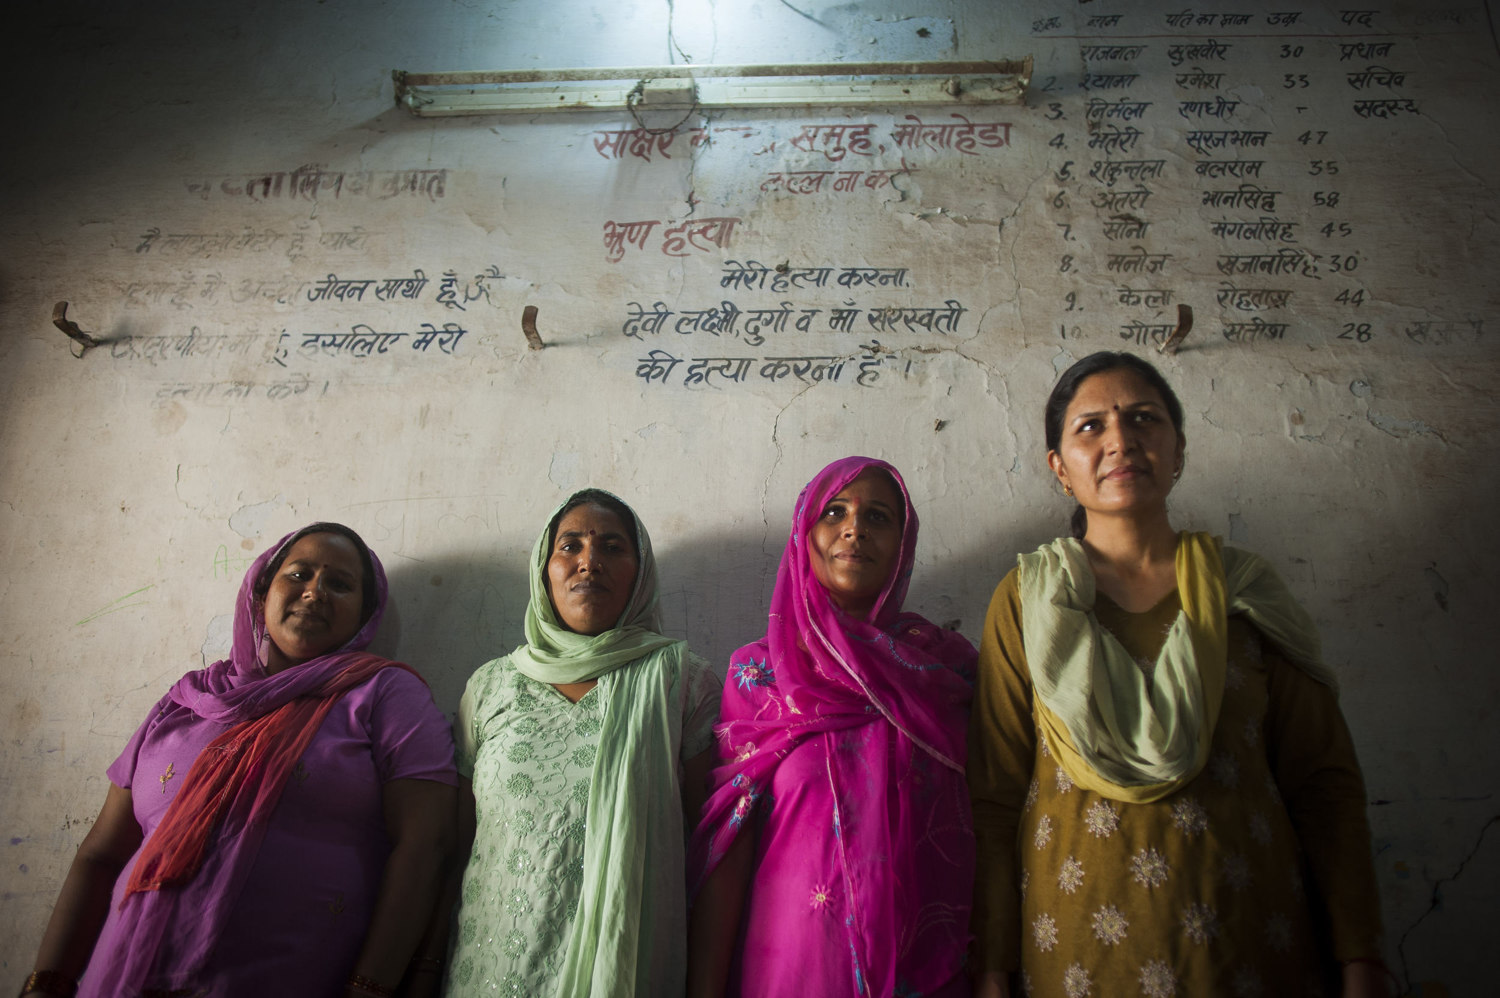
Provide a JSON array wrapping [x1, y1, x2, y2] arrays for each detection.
[[0, 0, 1497, 991]]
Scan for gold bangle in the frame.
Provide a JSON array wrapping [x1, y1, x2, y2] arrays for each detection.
[[346, 975, 394, 998], [21, 971, 77, 998]]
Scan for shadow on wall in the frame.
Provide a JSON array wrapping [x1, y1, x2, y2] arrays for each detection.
[[374, 553, 529, 716], [374, 526, 787, 713], [654, 526, 799, 674], [374, 507, 1066, 717], [654, 513, 1065, 676], [908, 511, 1069, 640]]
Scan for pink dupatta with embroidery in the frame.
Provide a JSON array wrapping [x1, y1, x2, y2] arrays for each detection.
[[691, 457, 977, 996]]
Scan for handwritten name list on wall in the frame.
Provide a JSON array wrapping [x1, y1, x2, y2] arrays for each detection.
[[1029, 7, 1490, 356]]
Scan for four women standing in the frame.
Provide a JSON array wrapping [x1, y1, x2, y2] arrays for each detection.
[[24, 371, 1387, 996]]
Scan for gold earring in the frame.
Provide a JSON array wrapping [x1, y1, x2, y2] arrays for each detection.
[[1063, 483, 1074, 498]]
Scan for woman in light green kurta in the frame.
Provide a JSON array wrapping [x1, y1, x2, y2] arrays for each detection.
[[445, 489, 720, 998]]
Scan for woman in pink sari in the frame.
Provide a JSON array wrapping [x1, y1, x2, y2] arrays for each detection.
[[688, 457, 978, 998]]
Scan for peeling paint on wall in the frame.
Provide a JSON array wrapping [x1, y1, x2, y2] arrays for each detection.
[[0, 1, 1497, 991], [228, 495, 286, 539]]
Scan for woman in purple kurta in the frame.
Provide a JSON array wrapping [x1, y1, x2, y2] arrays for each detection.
[[22, 523, 457, 998], [687, 457, 978, 998]]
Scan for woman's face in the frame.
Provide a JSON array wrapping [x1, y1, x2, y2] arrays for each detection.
[[807, 469, 904, 618], [261, 532, 366, 674], [1047, 368, 1185, 522], [546, 504, 640, 636]]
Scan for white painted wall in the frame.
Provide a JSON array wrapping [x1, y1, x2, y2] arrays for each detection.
[[1, 1, 1496, 992]]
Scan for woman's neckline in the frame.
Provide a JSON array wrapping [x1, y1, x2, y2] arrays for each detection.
[[548, 679, 599, 705], [1094, 586, 1180, 617]]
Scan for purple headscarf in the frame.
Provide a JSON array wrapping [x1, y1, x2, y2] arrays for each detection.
[[166, 522, 389, 720], [691, 457, 977, 996], [92, 524, 406, 992]]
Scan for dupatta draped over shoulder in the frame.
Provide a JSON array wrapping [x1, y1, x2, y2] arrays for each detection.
[[1020, 530, 1335, 803], [473, 491, 690, 998], [92, 526, 418, 993], [690, 456, 977, 996]]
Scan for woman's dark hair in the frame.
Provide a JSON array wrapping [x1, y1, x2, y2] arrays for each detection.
[[1044, 351, 1185, 538], [253, 522, 379, 624], [547, 489, 640, 555]]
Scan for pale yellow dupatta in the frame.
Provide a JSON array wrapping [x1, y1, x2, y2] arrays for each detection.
[[1019, 531, 1333, 803]]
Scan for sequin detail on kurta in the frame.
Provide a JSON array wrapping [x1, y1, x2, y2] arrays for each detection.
[[446, 656, 719, 997]]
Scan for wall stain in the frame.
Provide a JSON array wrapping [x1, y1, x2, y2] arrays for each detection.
[[1424, 564, 1450, 613], [10, 698, 41, 741]]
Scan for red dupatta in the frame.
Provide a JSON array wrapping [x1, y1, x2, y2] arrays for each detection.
[[125, 652, 414, 896], [91, 526, 419, 993]]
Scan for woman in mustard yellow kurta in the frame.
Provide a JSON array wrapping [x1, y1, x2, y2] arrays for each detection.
[[968, 352, 1389, 998]]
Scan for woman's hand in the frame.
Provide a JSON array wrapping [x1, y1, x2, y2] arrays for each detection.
[[347, 778, 458, 991], [681, 748, 714, 830], [397, 965, 444, 998], [395, 777, 475, 998], [685, 827, 757, 998], [27, 784, 143, 982], [974, 970, 1012, 998], [1342, 959, 1395, 998]]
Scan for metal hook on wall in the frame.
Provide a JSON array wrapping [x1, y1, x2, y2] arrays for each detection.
[[521, 305, 545, 350], [53, 302, 102, 358], [1158, 304, 1193, 356]]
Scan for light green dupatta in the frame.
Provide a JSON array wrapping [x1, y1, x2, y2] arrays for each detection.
[[1019, 531, 1335, 803], [508, 491, 689, 998]]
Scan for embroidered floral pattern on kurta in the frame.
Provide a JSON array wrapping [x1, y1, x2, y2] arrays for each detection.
[[970, 570, 1384, 998], [446, 657, 718, 997]]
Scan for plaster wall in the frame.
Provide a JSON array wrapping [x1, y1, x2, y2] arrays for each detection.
[[1, 2, 1496, 993]]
